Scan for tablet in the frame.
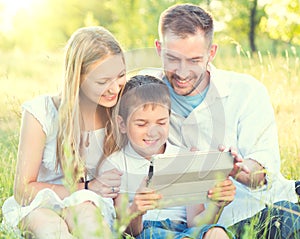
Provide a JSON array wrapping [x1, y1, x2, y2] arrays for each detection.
[[148, 151, 233, 208]]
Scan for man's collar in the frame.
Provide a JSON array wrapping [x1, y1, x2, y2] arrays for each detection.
[[207, 63, 230, 98]]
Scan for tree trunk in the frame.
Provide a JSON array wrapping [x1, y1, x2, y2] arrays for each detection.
[[249, 0, 257, 52]]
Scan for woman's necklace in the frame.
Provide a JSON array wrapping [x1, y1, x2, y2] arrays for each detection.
[[80, 111, 90, 148]]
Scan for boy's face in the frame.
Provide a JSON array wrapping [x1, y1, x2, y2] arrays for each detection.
[[119, 103, 169, 159]]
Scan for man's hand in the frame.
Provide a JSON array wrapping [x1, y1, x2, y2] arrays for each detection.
[[219, 145, 266, 188], [218, 146, 250, 177]]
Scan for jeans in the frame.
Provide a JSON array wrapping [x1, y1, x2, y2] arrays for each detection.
[[229, 201, 300, 239], [135, 218, 235, 239]]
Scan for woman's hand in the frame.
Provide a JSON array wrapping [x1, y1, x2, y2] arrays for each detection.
[[207, 178, 236, 208], [88, 168, 122, 198]]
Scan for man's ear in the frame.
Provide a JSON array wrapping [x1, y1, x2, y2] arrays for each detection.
[[155, 39, 162, 57], [117, 115, 126, 134], [208, 44, 218, 62]]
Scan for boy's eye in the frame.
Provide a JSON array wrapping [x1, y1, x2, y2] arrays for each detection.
[[136, 123, 146, 127], [119, 72, 126, 78]]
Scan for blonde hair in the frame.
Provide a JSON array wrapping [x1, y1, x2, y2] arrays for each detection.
[[56, 26, 123, 181]]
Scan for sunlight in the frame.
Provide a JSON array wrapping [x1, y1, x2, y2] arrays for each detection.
[[0, 0, 35, 12], [0, 0, 36, 32]]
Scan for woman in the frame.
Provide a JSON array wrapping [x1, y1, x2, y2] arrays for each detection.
[[2, 26, 125, 239]]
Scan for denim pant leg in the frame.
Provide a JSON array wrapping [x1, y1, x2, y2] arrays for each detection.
[[136, 220, 236, 239], [229, 200, 300, 239], [135, 220, 185, 239]]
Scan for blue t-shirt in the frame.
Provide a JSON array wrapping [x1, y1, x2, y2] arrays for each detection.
[[163, 77, 209, 117]]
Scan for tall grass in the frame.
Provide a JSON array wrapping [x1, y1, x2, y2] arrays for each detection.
[[216, 44, 300, 180], [0, 44, 299, 238]]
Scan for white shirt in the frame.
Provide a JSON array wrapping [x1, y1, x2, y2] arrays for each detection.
[[140, 66, 298, 226], [100, 142, 187, 222]]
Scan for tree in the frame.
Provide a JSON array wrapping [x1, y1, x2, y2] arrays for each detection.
[[260, 0, 300, 46], [211, 0, 266, 53], [249, 0, 258, 52]]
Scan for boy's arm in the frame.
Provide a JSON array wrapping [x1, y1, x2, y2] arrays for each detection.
[[187, 178, 235, 227], [114, 194, 144, 237], [114, 179, 162, 237], [186, 203, 223, 227]]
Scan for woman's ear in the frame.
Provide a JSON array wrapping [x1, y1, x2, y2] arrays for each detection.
[[117, 115, 126, 134]]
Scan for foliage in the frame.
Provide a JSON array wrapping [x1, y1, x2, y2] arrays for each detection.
[[0, 0, 299, 237], [0, 0, 299, 53], [0, 43, 299, 238]]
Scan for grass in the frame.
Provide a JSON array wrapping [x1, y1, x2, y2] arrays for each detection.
[[0, 45, 299, 238]]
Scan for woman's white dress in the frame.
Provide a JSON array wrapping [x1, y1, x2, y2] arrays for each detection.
[[1, 95, 115, 229]]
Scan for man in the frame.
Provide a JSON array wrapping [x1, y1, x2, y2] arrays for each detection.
[[148, 3, 300, 238]]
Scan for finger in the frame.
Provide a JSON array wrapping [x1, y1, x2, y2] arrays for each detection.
[[190, 146, 199, 151], [109, 168, 123, 176], [229, 146, 237, 154], [102, 171, 123, 180], [208, 183, 235, 196], [96, 177, 121, 188], [138, 204, 158, 212], [102, 192, 119, 198], [208, 191, 235, 201], [218, 144, 226, 152], [135, 192, 161, 201], [137, 177, 150, 192], [109, 186, 120, 194], [211, 179, 233, 191], [235, 162, 250, 174]]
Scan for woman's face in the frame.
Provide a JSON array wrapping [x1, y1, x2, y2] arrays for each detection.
[[80, 54, 126, 108]]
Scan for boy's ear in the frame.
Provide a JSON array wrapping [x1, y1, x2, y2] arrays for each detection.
[[117, 115, 126, 134]]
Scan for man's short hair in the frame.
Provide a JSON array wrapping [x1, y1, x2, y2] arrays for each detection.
[[158, 4, 214, 45]]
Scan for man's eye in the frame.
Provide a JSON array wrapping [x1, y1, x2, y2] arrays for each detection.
[[190, 59, 200, 64], [167, 57, 179, 62]]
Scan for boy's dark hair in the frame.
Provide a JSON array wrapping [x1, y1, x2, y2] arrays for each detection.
[[119, 75, 171, 121]]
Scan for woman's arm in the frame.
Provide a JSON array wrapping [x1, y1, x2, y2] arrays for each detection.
[[14, 111, 78, 205]]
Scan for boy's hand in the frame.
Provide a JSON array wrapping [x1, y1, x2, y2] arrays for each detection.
[[130, 178, 162, 215], [207, 178, 236, 208]]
